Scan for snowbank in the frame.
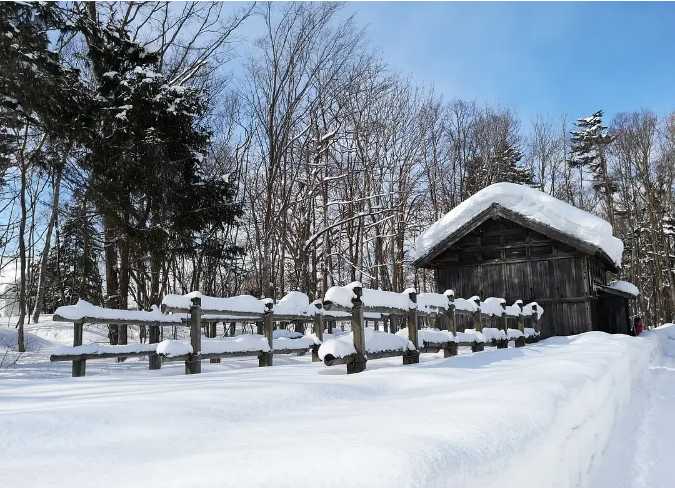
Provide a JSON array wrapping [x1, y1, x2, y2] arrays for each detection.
[[54, 300, 181, 323], [162, 291, 266, 314], [607, 280, 640, 297], [318, 327, 414, 359], [0, 326, 52, 352], [1, 330, 665, 488], [414, 182, 624, 267]]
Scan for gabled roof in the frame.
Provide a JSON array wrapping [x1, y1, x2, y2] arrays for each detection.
[[413, 183, 624, 270]]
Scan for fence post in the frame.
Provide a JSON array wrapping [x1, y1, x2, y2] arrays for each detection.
[[443, 290, 458, 357], [497, 302, 508, 349], [148, 324, 161, 370], [531, 304, 539, 343], [258, 301, 274, 367], [516, 303, 526, 347], [72, 319, 86, 377], [347, 285, 367, 374], [186, 296, 202, 374], [312, 300, 324, 362], [208, 322, 221, 364], [471, 298, 484, 352], [403, 290, 420, 365]]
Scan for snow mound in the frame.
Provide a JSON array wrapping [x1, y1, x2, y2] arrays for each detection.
[[156, 340, 192, 357], [507, 328, 524, 339], [54, 300, 181, 323], [273, 336, 317, 350], [274, 291, 317, 317], [454, 297, 480, 313], [324, 282, 413, 311], [417, 292, 451, 313], [481, 327, 507, 342], [202, 335, 270, 354], [460, 329, 486, 343], [414, 182, 624, 267], [481, 297, 506, 316], [162, 292, 266, 314], [397, 327, 455, 344], [607, 280, 639, 297], [53, 343, 157, 356], [521, 301, 544, 319], [0, 326, 53, 352], [318, 327, 414, 360], [272, 329, 304, 339]]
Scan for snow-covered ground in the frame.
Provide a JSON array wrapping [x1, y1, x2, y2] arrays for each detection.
[[1, 318, 673, 488]]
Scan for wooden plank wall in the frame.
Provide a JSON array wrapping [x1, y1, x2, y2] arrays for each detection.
[[430, 217, 610, 337]]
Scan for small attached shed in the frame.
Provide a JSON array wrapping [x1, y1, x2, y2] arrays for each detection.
[[413, 183, 636, 337]]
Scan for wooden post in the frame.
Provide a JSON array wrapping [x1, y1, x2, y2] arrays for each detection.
[[186, 296, 202, 374], [347, 285, 367, 374], [148, 324, 161, 370], [443, 290, 458, 357], [209, 322, 221, 364], [403, 290, 420, 365], [530, 304, 539, 343], [312, 301, 324, 362], [72, 320, 86, 377], [471, 297, 484, 352], [516, 304, 526, 347], [497, 302, 508, 349], [259, 301, 274, 367]]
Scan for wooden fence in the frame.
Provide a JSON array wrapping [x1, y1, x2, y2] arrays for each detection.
[[50, 287, 541, 377]]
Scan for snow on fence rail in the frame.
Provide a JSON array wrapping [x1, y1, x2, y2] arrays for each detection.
[[50, 287, 542, 377], [320, 282, 542, 373]]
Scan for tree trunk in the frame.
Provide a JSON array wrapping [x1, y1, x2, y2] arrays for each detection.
[[31, 167, 63, 322], [16, 155, 28, 353]]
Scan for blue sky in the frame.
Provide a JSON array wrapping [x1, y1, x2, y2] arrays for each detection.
[[342, 2, 675, 124]]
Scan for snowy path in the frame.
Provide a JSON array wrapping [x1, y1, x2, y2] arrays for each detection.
[[590, 327, 675, 488], [1, 325, 673, 488]]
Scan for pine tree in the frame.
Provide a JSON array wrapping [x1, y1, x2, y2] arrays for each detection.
[[43, 198, 103, 312], [569, 110, 616, 225]]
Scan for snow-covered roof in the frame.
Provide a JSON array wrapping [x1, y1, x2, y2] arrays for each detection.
[[607, 280, 639, 297], [413, 182, 624, 268]]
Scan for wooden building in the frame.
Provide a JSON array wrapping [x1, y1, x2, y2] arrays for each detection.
[[413, 183, 636, 337]]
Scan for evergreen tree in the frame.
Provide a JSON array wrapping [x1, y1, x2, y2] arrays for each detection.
[[569, 110, 616, 225], [43, 198, 103, 312]]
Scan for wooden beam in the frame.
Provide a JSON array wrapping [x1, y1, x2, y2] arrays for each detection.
[[71, 320, 85, 377]]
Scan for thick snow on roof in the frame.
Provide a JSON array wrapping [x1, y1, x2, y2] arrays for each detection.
[[607, 280, 640, 297], [414, 182, 624, 267], [54, 300, 182, 324]]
